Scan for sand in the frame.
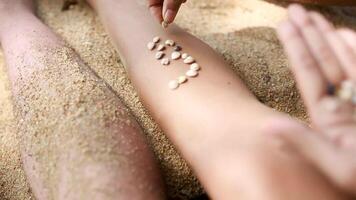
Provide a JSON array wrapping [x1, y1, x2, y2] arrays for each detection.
[[0, 0, 355, 199]]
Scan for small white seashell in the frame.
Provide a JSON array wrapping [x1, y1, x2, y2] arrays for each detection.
[[338, 88, 353, 101], [171, 51, 181, 60], [174, 46, 182, 51], [153, 36, 160, 43], [155, 51, 165, 60], [184, 56, 195, 64], [165, 39, 175, 46], [157, 44, 165, 51], [147, 42, 155, 50], [161, 58, 170, 65], [162, 21, 169, 29], [186, 69, 199, 77], [182, 53, 188, 59], [178, 76, 187, 84], [190, 63, 200, 71], [168, 80, 179, 90]]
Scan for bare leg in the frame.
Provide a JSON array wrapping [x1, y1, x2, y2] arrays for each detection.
[[0, 1, 165, 199], [88, 0, 348, 199]]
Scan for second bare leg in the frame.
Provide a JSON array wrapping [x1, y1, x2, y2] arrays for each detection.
[[0, 1, 165, 199]]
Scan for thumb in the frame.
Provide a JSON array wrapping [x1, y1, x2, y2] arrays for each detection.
[[162, 0, 186, 24], [265, 118, 356, 193]]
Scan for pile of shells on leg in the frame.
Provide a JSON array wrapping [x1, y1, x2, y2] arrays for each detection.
[[147, 36, 202, 90]]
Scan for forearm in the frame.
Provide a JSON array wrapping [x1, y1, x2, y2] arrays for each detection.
[[0, 11, 164, 200], [90, 0, 273, 154]]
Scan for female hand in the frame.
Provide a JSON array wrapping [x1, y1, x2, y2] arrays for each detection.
[[267, 4, 356, 195], [147, 0, 186, 25]]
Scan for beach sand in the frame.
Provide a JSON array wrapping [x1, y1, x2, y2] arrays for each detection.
[[0, 0, 355, 199]]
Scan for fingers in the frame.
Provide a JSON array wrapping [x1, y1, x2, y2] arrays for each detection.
[[277, 19, 327, 113], [288, 5, 345, 85], [338, 29, 356, 58], [162, 0, 186, 24], [147, 0, 164, 22], [265, 118, 356, 194], [311, 12, 356, 80]]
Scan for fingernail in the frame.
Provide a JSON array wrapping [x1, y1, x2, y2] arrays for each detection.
[[288, 4, 309, 26], [164, 9, 176, 24], [289, 4, 306, 15]]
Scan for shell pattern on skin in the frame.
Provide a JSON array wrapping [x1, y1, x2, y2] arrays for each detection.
[[148, 37, 201, 90]]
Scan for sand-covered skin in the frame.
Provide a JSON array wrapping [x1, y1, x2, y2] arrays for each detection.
[[0, 0, 355, 199], [0, 52, 35, 200], [15, 43, 163, 199]]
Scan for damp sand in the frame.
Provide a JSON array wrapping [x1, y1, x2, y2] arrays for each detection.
[[0, 0, 355, 199]]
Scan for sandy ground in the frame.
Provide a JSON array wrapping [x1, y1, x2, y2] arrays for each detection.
[[0, 0, 355, 199]]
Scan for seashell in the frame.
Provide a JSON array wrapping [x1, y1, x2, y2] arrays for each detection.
[[157, 44, 165, 51], [147, 42, 155, 50], [190, 63, 200, 71], [155, 51, 165, 60], [182, 53, 188, 59], [186, 69, 199, 77], [184, 56, 195, 64], [178, 76, 187, 84], [162, 21, 169, 29], [153, 36, 160, 43], [165, 39, 175, 46], [338, 88, 353, 101], [161, 58, 170, 65], [171, 51, 181, 60], [174, 46, 182, 51], [168, 80, 179, 90]]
